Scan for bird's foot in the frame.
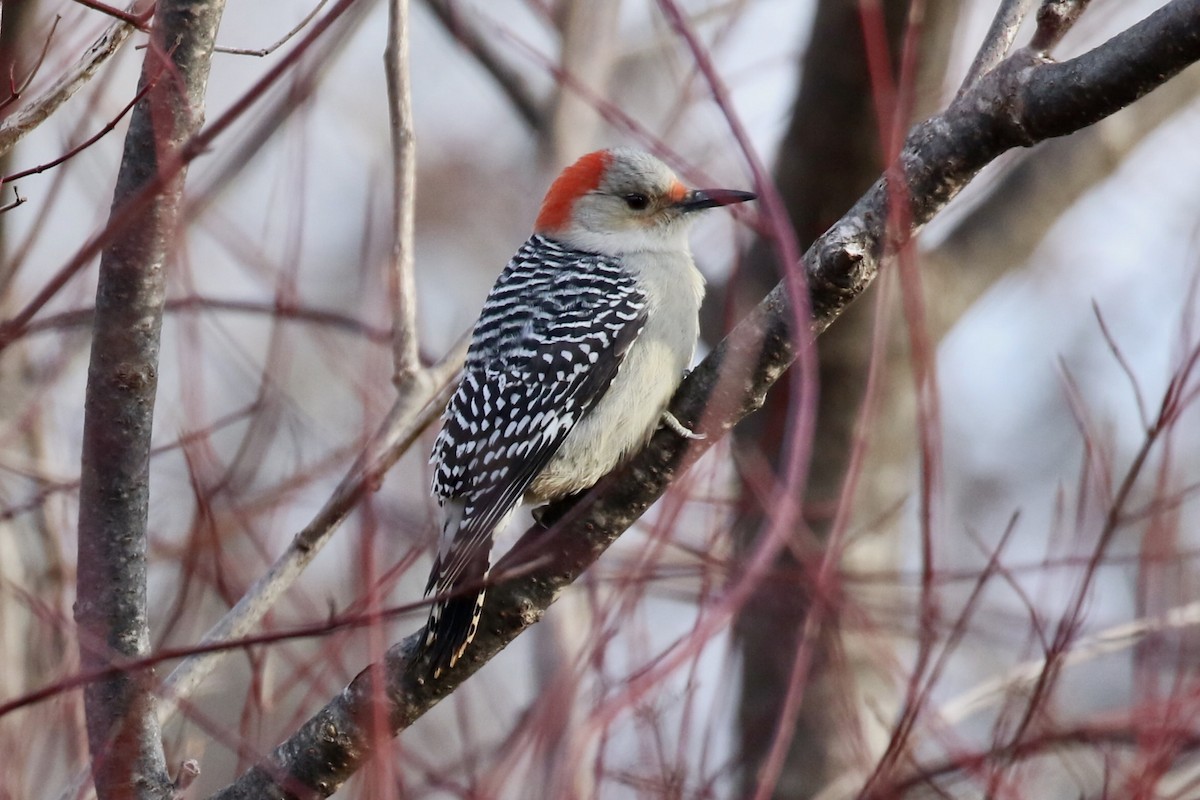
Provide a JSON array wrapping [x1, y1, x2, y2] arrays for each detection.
[[662, 410, 705, 440]]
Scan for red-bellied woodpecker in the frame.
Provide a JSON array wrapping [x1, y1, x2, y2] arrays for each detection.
[[421, 147, 755, 677]]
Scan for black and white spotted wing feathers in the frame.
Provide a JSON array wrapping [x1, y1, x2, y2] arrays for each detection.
[[422, 235, 647, 675]]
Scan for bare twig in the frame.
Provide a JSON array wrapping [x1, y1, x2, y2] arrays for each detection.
[[155, 341, 466, 724], [210, 2, 1200, 796], [44, 10, 384, 798], [960, 0, 1037, 90], [1030, 0, 1094, 53], [0, 5, 138, 157], [0, 404, 257, 529], [941, 600, 1200, 725], [0, 0, 370, 355], [2, 73, 153, 183], [422, 0, 544, 130], [20, 295, 393, 343], [385, 0, 421, 387], [932, 58, 1200, 292], [72, 0, 154, 30], [171, 759, 200, 795], [3, 572, 557, 719], [889, 721, 1200, 794], [0, 186, 25, 213], [73, 1, 226, 797], [214, 0, 330, 57], [1092, 300, 1151, 431], [0, 15, 62, 112], [998, 328, 1200, 766]]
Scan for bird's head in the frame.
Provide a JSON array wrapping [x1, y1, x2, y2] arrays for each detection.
[[534, 147, 756, 256]]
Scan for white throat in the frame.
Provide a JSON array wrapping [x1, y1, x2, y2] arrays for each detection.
[[554, 222, 695, 258]]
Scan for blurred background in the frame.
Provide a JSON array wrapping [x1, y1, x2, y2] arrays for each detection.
[[2, 0, 1200, 797]]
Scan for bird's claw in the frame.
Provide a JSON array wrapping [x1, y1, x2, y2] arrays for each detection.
[[662, 410, 705, 440]]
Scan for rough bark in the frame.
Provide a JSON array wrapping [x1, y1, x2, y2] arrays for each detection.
[[73, 1, 226, 797]]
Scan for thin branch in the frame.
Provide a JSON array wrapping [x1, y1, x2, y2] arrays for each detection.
[[1093, 300, 1151, 431], [385, 0, 421, 386], [1121, 477, 1200, 524], [932, 59, 1200, 290], [941, 600, 1200, 726], [0, 5, 138, 158], [0, 14, 62, 112], [422, 0, 545, 130], [0, 186, 25, 213], [155, 341, 466, 726], [71, 0, 154, 31], [2, 580, 459, 718], [887, 721, 1200, 794], [1030, 0, 1094, 53], [171, 760, 200, 794], [210, 2, 1200, 797], [959, 0, 1037, 91], [214, 0, 330, 57], [0, 0, 371, 354], [19, 295, 393, 343], [0, 403, 257, 526], [2, 73, 152, 184], [73, 0, 226, 797], [995, 337, 1195, 768]]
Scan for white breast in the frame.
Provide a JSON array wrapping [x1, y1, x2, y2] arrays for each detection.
[[528, 249, 705, 501]]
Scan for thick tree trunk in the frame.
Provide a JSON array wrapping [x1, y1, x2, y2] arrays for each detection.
[[729, 2, 937, 795], [74, 2, 226, 797]]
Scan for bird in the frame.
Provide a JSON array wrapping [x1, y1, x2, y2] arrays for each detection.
[[420, 146, 756, 677]]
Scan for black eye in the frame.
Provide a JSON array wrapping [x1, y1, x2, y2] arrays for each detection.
[[623, 193, 649, 210]]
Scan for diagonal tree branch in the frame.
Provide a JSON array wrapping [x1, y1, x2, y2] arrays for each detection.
[[73, 0, 226, 798], [156, 344, 464, 723], [0, 3, 143, 158], [210, 1, 1200, 796], [929, 57, 1200, 308]]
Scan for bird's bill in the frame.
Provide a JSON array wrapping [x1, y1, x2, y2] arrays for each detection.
[[675, 188, 757, 212]]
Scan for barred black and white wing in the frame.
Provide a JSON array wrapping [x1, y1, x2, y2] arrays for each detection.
[[421, 235, 647, 676]]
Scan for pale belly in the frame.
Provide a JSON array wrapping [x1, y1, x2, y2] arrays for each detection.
[[527, 314, 696, 503]]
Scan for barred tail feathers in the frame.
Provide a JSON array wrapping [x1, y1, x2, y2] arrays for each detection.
[[421, 501, 515, 677], [423, 575, 488, 678]]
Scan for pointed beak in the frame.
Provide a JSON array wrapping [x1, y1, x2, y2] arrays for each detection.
[[674, 188, 757, 213]]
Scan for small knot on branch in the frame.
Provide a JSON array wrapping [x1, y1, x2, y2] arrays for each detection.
[[1031, 0, 1091, 53]]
